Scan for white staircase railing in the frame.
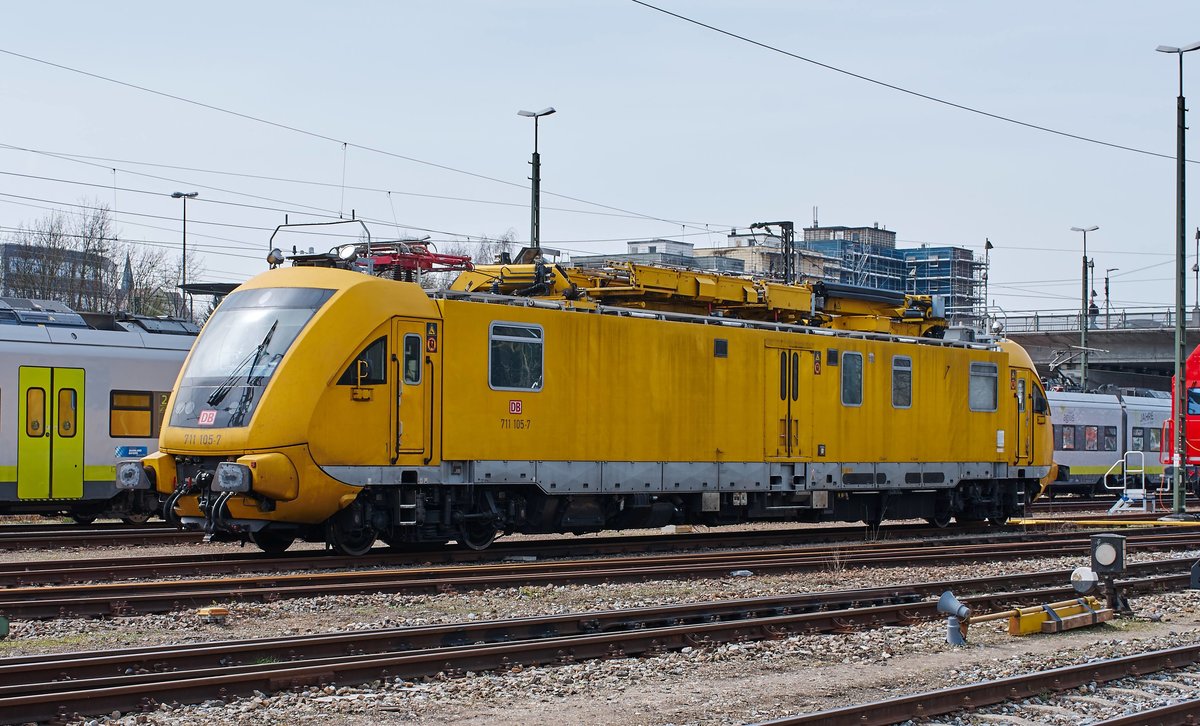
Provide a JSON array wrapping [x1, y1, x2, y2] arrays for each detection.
[[1106, 451, 1159, 514]]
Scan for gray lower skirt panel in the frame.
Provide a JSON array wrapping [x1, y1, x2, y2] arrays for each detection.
[[320, 461, 1046, 495]]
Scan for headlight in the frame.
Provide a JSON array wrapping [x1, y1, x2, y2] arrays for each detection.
[[115, 461, 150, 490], [214, 462, 252, 493]]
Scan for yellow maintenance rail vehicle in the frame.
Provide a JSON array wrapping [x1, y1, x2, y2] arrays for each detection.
[[119, 238, 1054, 555]]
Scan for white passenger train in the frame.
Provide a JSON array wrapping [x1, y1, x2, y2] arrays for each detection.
[[0, 299, 195, 522], [1045, 390, 1169, 497]]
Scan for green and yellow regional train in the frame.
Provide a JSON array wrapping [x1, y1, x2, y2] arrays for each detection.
[[119, 244, 1054, 554]]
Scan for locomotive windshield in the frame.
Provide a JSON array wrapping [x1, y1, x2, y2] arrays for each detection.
[[169, 287, 334, 428]]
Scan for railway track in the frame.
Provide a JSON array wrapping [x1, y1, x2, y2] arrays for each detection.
[[0, 563, 1190, 723], [4, 529, 1200, 619], [0, 524, 1175, 588], [0, 508, 1177, 551], [0, 523, 196, 550], [758, 642, 1200, 725]]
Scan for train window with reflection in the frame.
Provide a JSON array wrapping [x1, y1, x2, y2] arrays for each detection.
[[57, 389, 77, 438], [1148, 427, 1162, 452], [841, 352, 863, 406], [110, 390, 153, 438], [1132, 427, 1145, 452], [337, 337, 387, 386], [1083, 425, 1098, 451], [403, 334, 422, 385], [968, 362, 998, 412], [1189, 388, 1200, 415], [891, 356, 912, 408], [26, 388, 45, 437], [1061, 425, 1075, 450], [489, 323, 544, 391], [1103, 426, 1118, 451]]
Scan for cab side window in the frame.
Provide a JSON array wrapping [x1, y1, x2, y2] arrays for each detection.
[[403, 334, 422, 384], [338, 336, 387, 385]]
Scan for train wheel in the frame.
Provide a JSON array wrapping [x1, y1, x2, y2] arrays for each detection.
[[70, 514, 97, 526], [121, 512, 152, 525], [925, 511, 952, 528], [988, 516, 1009, 527], [459, 521, 497, 551], [251, 530, 296, 555], [328, 521, 377, 556]]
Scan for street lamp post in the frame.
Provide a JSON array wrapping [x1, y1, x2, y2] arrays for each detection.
[[171, 191, 199, 319], [517, 107, 555, 257], [1193, 226, 1199, 315], [1157, 41, 1200, 515], [983, 238, 993, 326], [1071, 225, 1099, 392], [1105, 267, 1119, 329]]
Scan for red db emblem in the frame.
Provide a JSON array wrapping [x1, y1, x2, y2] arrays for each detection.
[[509, 400, 523, 415], [198, 410, 217, 426]]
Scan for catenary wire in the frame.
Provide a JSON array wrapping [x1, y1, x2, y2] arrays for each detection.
[[631, 1, 1197, 165]]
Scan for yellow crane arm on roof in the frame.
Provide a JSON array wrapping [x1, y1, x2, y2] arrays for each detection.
[[449, 261, 945, 337]]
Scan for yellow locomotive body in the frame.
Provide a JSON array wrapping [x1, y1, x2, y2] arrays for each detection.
[[126, 257, 1053, 555]]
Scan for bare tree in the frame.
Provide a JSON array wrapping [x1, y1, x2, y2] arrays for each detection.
[[1, 199, 194, 318]]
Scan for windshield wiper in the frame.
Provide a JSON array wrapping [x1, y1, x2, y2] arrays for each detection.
[[206, 320, 279, 407]]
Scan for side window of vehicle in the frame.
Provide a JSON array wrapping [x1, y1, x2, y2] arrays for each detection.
[[841, 352, 863, 406], [968, 362, 998, 412], [892, 356, 912, 409], [1103, 426, 1117, 451], [403, 334, 422, 385], [1148, 427, 1162, 453], [110, 390, 153, 438], [338, 336, 387, 386], [1083, 425, 1099, 451], [1132, 427, 1145, 452], [1032, 385, 1049, 415], [490, 323, 544, 391], [1061, 425, 1075, 450]]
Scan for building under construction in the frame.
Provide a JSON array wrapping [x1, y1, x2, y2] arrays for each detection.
[[570, 222, 986, 325]]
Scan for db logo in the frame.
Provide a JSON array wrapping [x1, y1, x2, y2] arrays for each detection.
[[198, 410, 217, 426], [508, 400, 523, 415]]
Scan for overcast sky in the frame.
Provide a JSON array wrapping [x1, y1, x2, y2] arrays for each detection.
[[1, 1, 1198, 314]]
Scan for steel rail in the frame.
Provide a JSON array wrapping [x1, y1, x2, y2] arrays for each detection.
[[0, 560, 1189, 687], [0, 568, 1192, 724], [4, 533, 1200, 620], [0, 525, 1185, 587], [754, 643, 1200, 725]]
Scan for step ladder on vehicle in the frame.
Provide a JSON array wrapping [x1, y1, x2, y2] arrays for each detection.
[[1105, 451, 1158, 513]]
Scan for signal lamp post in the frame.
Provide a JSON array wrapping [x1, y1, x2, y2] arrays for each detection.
[[1105, 267, 1118, 329], [171, 191, 199, 319], [1157, 41, 1200, 515], [1071, 225, 1098, 392]]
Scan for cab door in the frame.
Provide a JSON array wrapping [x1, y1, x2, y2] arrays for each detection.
[[764, 346, 812, 459], [18, 366, 84, 499], [1012, 369, 1034, 465], [392, 318, 434, 459]]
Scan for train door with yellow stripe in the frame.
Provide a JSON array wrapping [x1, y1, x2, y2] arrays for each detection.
[[765, 345, 813, 459], [17, 366, 84, 499]]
